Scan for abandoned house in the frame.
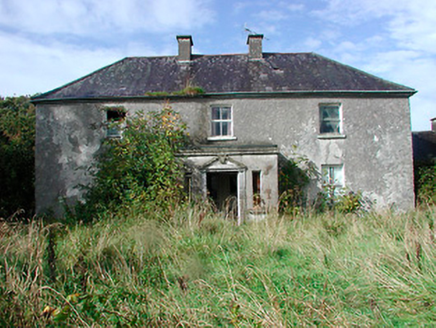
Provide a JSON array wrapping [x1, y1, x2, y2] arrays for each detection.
[[32, 35, 416, 220]]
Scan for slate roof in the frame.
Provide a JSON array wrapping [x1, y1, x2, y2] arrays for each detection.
[[33, 52, 415, 101]]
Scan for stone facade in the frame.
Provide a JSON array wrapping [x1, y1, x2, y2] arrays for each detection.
[[35, 95, 415, 217]]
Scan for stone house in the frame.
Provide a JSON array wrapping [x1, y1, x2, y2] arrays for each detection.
[[32, 35, 416, 220]]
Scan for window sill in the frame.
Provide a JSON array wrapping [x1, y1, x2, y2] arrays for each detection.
[[317, 134, 346, 140], [207, 136, 237, 141]]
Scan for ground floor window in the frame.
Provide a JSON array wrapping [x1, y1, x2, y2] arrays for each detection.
[[322, 164, 344, 188], [252, 171, 261, 206]]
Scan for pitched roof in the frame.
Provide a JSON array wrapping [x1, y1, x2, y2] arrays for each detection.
[[33, 52, 415, 101]]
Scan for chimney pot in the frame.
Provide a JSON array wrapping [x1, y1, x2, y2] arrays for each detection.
[[176, 35, 193, 62], [247, 34, 264, 60]]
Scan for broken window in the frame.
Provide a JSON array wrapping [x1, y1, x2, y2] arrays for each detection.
[[106, 108, 126, 138], [210, 106, 232, 137], [320, 104, 342, 134], [252, 171, 261, 206], [322, 164, 344, 188]]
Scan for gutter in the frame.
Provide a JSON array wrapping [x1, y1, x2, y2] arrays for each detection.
[[31, 89, 417, 105]]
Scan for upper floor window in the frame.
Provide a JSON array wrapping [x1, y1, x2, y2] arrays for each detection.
[[106, 108, 126, 138], [210, 106, 233, 138], [319, 104, 342, 135]]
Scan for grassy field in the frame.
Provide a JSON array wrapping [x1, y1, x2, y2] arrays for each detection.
[[1, 206, 436, 327]]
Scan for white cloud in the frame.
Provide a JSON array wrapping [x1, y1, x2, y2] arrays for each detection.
[[0, 0, 214, 36], [311, 0, 436, 130], [303, 37, 322, 50], [313, 0, 436, 52], [0, 31, 169, 96], [255, 10, 289, 21], [286, 4, 304, 11]]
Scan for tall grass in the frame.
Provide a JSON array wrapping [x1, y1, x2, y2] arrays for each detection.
[[1, 206, 436, 326]]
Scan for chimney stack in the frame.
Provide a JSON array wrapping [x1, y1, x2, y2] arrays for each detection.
[[247, 34, 264, 60], [177, 35, 193, 62], [431, 117, 436, 132]]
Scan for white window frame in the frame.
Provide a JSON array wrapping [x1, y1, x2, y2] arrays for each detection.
[[319, 103, 343, 136], [208, 105, 236, 141], [321, 164, 344, 189]]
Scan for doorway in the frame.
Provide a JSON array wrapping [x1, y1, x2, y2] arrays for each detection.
[[207, 172, 238, 217]]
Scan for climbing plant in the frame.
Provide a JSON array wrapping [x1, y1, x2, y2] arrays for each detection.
[[278, 148, 318, 215]]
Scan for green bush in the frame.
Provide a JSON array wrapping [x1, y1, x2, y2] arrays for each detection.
[[315, 184, 368, 214], [415, 162, 436, 205], [75, 103, 189, 221], [0, 96, 35, 219]]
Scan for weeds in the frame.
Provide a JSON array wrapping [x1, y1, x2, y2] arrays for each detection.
[[1, 207, 436, 326]]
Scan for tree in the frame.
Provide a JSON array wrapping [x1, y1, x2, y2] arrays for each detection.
[[0, 96, 35, 218]]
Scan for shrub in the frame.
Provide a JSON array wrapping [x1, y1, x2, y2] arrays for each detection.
[[0, 96, 35, 219], [76, 103, 189, 221], [315, 185, 368, 214], [415, 162, 436, 205]]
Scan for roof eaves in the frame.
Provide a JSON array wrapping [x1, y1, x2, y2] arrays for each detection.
[[31, 89, 416, 105]]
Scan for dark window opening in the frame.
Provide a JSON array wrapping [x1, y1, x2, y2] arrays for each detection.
[[252, 171, 261, 206], [106, 109, 126, 138]]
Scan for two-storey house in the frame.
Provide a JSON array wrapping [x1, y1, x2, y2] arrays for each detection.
[[32, 35, 416, 220]]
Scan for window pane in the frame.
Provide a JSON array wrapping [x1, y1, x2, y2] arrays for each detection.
[[333, 166, 344, 186], [211, 107, 220, 120], [221, 122, 229, 136], [221, 107, 231, 120], [212, 122, 221, 136], [321, 121, 340, 133], [321, 106, 339, 119]]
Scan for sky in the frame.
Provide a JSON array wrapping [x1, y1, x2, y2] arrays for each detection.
[[0, 0, 435, 131]]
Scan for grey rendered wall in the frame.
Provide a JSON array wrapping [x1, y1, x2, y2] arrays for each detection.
[[35, 95, 414, 215], [35, 103, 104, 216]]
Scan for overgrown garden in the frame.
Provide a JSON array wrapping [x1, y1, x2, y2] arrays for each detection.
[[1, 97, 436, 326]]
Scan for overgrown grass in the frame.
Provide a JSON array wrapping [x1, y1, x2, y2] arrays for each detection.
[[1, 206, 436, 326]]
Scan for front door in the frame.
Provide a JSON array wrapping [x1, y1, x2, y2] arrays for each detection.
[[207, 172, 238, 218]]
